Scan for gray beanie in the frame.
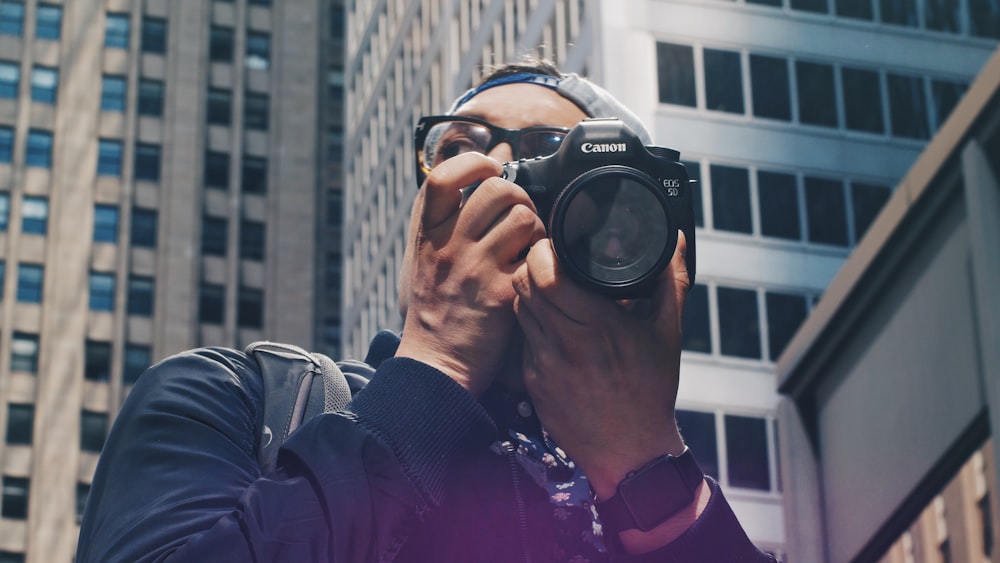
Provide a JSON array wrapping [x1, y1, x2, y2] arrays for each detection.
[[448, 71, 652, 145]]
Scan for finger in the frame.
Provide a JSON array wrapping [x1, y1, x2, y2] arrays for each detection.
[[460, 176, 539, 241], [524, 240, 619, 324], [481, 204, 546, 265], [422, 153, 503, 230], [653, 229, 690, 329]]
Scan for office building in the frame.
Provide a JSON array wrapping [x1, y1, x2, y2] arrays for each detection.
[[343, 0, 998, 558], [0, 1, 342, 561], [777, 47, 1000, 562]]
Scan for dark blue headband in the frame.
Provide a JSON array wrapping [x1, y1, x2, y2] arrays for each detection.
[[450, 72, 562, 112]]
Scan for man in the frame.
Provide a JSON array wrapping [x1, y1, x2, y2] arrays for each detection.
[[77, 61, 774, 562]]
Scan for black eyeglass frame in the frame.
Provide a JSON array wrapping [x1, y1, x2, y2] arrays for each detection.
[[413, 114, 571, 186]]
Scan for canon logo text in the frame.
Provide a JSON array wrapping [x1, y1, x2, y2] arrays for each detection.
[[580, 142, 627, 154]]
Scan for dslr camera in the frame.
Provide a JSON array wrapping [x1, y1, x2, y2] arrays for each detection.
[[502, 118, 696, 298]]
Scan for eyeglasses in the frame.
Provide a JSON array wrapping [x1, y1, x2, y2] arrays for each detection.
[[414, 115, 570, 180]]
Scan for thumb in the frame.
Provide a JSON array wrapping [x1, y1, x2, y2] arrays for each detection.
[[653, 229, 690, 329], [421, 153, 502, 230]]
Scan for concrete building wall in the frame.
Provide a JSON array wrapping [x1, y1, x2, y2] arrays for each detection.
[[0, 1, 325, 561], [777, 47, 1000, 562]]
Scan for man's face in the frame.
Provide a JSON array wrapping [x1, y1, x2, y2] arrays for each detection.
[[398, 83, 589, 317]]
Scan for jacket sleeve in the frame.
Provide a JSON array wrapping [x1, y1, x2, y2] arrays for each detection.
[[609, 478, 778, 563], [76, 348, 495, 563]]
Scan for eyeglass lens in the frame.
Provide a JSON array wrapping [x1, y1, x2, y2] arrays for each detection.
[[422, 120, 565, 170]]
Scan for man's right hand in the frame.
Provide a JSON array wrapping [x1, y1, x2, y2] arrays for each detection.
[[395, 153, 546, 397]]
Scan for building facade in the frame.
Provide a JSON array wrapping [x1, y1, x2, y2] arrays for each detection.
[[776, 47, 1000, 562], [343, 0, 998, 559], [0, 1, 335, 561]]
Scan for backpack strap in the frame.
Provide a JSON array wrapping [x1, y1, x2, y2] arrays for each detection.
[[245, 341, 353, 474]]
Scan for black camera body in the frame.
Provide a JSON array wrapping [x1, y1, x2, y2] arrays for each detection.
[[502, 118, 696, 298]]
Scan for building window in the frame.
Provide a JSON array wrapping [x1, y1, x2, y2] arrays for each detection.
[[725, 415, 771, 490], [21, 195, 47, 234], [238, 287, 263, 328], [675, 410, 719, 480], [97, 139, 123, 176], [0, 61, 17, 98], [0, 126, 12, 162], [656, 42, 696, 107], [138, 79, 164, 116], [881, 0, 919, 25], [134, 143, 161, 182], [26, 130, 52, 167], [757, 170, 800, 240], [201, 216, 227, 256], [141, 16, 166, 54], [31, 66, 59, 104], [750, 54, 790, 121], [76, 483, 90, 524], [244, 92, 269, 130], [101, 75, 126, 112], [127, 275, 154, 317], [240, 220, 265, 261], [84, 340, 112, 382], [717, 286, 761, 359], [0, 192, 8, 230], [209, 26, 234, 62], [93, 204, 119, 243], [851, 182, 890, 241], [10, 332, 39, 373], [0, 550, 24, 563], [796, 61, 838, 127], [17, 263, 42, 303], [123, 344, 151, 385], [682, 283, 711, 353], [1, 477, 28, 519], [89, 272, 115, 312], [792, 0, 829, 11], [248, 0, 272, 5], [0, 1, 24, 36], [245, 32, 270, 70], [80, 410, 108, 453], [931, 79, 967, 129], [0, 261, 5, 296], [204, 151, 229, 188], [198, 283, 225, 324], [888, 73, 929, 139], [836, 0, 874, 19], [5, 404, 33, 445], [704, 48, 743, 114], [687, 161, 703, 228], [766, 291, 809, 360], [241, 155, 267, 193], [131, 208, 158, 248], [710, 165, 752, 234], [325, 190, 343, 227], [805, 176, 848, 246], [206, 88, 231, 126], [925, 0, 962, 31], [35, 4, 61, 40], [105, 12, 129, 49], [842, 67, 884, 134], [980, 492, 994, 556]]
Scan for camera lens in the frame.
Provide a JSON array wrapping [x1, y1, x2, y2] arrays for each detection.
[[551, 167, 674, 296]]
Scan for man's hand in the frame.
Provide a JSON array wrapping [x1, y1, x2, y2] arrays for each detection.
[[396, 153, 546, 397], [512, 232, 691, 499]]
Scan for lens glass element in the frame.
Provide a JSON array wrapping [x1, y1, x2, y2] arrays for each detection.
[[560, 172, 670, 286]]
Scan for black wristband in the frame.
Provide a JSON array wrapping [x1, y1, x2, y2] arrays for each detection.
[[596, 448, 704, 533]]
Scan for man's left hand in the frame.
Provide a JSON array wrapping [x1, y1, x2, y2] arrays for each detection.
[[512, 232, 690, 501]]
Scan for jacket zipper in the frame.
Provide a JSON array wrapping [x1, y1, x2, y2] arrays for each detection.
[[503, 441, 532, 563]]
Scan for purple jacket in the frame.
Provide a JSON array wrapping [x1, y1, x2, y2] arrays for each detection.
[[76, 332, 775, 562]]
